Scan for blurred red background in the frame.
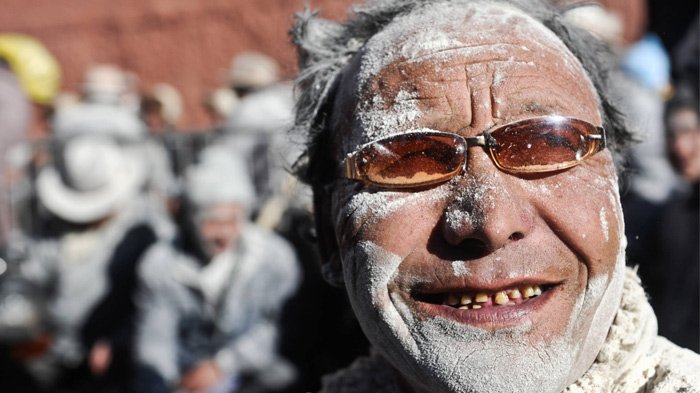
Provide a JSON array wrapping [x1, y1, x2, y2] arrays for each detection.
[[0, 0, 354, 127]]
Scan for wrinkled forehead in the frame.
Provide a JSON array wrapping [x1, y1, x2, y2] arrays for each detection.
[[356, 2, 573, 87], [333, 1, 600, 150]]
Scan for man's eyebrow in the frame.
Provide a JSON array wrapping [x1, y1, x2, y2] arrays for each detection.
[[518, 102, 562, 115], [496, 101, 569, 123]]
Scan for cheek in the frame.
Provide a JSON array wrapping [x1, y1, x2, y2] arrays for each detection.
[[524, 157, 624, 276], [331, 183, 447, 256]]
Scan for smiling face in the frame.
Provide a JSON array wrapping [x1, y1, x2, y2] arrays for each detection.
[[319, 3, 626, 393]]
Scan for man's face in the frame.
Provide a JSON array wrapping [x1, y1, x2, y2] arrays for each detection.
[[196, 203, 245, 258], [322, 4, 626, 393]]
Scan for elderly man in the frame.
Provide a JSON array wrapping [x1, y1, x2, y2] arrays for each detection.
[[290, 0, 700, 392], [135, 146, 299, 393]]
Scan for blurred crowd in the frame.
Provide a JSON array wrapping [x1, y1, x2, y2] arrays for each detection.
[[0, 2, 697, 393], [0, 36, 367, 393]]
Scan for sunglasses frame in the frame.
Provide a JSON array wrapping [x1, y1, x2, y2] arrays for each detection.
[[343, 116, 606, 188]]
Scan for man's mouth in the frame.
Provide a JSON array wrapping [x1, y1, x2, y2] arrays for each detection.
[[414, 284, 554, 310]]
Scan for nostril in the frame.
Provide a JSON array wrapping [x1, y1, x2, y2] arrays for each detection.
[[455, 238, 489, 258], [509, 232, 524, 241]]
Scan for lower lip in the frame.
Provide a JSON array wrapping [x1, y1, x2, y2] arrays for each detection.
[[412, 289, 555, 329]]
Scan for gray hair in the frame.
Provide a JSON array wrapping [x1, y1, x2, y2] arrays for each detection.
[[290, 0, 632, 185]]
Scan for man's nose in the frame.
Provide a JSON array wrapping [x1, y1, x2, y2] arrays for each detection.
[[440, 148, 534, 253]]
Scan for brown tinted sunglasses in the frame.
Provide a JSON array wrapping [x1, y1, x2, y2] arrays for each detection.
[[343, 116, 606, 188]]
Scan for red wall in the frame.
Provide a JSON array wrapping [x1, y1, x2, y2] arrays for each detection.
[[0, 0, 354, 127]]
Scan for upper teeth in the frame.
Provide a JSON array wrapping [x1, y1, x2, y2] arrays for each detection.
[[442, 285, 544, 309]]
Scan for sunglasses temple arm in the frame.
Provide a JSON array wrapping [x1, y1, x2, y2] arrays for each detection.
[[344, 153, 358, 180], [589, 127, 606, 149]]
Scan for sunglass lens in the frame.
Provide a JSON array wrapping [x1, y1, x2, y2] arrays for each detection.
[[357, 133, 465, 187], [490, 119, 595, 172]]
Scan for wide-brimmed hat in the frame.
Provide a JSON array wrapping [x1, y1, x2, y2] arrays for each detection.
[[52, 103, 146, 142], [36, 136, 146, 223]]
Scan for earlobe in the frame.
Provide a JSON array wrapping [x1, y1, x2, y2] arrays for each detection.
[[313, 185, 345, 287]]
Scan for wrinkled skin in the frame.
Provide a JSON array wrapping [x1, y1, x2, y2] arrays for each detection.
[[316, 4, 626, 393]]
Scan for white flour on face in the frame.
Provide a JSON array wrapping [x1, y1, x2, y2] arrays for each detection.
[[443, 172, 502, 231], [343, 241, 421, 358], [355, 90, 423, 148], [337, 185, 628, 393], [451, 260, 470, 276], [399, 29, 464, 60], [334, 181, 628, 393], [341, 238, 572, 393], [337, 185, 439, 240], [563, 243, 626, 387], [599, 207, 609, 242], [357, 1, 597, 99], [350, 253, 627, 393], [330, 1, 624, 391]]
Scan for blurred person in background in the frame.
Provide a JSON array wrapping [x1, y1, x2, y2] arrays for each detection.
[[203, 87, 239, 130], [223, 51, 296, 214], [80, 64, 140, 113], [140, 82, 185, 192], [25, 103, 173, 393], [634, 19, 700, 352], [135, 145, 299, 393], [0, 55, 50, 393], [51, 101, 177, 232], [141, 83, 183, 133], [0, 34, 61, 141], [0, 34, 62, 238], [0, 62, 30, 249], [561, 0, 681, 267], [136, 83, 183, 214], [223, 52, 370, 393]]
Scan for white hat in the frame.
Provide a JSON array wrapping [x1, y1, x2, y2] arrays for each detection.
[[204, 87, 239, 118], [36, 136, 146, 223], [229, 52, 280, 90], [226, 84, 293, 134], [185, 145, 255, 211], [52, 103, 146, 142], [81, 64, 136, 105], [148, 83, 183, 126]]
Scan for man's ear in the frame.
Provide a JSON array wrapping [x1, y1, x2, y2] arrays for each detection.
[[313, 185, 345, 287]]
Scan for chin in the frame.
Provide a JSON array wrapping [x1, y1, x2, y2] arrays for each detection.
[[344, 241, 627, 393]]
